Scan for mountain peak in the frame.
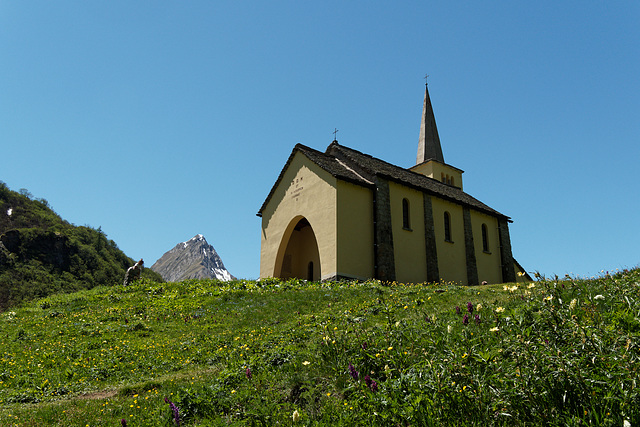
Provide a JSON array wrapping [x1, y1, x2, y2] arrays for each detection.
[[151, 235, 234, 282], [182, 234, 206, 248]]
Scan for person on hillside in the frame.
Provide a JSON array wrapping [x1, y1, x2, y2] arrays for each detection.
[[123, 258, 144, 285]]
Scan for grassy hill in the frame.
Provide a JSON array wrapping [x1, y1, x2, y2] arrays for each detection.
[[0, 269, 639, 426], [0, 182, 162, 310]]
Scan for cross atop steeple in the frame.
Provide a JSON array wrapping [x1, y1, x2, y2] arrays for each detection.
[[416, 81, 444, 165]]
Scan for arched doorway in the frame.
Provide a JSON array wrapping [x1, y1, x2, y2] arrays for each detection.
[[275, 217, 321, 281]]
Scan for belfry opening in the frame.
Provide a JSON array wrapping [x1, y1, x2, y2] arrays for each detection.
[[275, 217, 321, 281]]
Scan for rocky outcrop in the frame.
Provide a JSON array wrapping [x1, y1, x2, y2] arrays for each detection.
[[150, 235, 234, 282]]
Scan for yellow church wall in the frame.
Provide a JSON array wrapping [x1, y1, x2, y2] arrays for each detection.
[[336, 181, 375, 279], [469, 211, 502, 284], [388, 182, 428, 284], [431, 198, 467, 285], [260, 153, 338, 280]]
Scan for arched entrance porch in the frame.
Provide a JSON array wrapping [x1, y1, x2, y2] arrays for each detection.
[[274, 216, 321, 281]]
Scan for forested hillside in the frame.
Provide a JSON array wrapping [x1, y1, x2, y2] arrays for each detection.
[[0, 182, 162, 310]]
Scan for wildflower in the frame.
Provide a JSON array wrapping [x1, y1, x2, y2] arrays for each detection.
[[474, 314, 481, 325], [364, 374, 378, 392], [292, 409, 300, 423], [594, 295, 605, 300], [348, 363, 359, 380], [165, 397, 180, 425], [509, 285, 518, 292], [361, 342, 368, 350], [302, 361, 311, 365], [447, 325, 453, 334], [467, 302, 474, 314], [476, 303, 482, 311], [569, 298, 577, 310], [245, 367, 252, 379], [462, 314, 469, 326], [425, 315, 431, 323], [455, 306, 461, 315], [544, 295, 553, 302], [528, 283, 535, 289], [490, 327, 499, 332], [495, 307, 505, 313], [121, 420, 127, 427]]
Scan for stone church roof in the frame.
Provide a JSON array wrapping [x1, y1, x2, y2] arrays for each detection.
[[257, 141, 510, 221]]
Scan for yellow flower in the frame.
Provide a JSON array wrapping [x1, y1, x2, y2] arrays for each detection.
[[490, 327, 499, 332], [495, 307, 505, 313], [528, 283, 535, 289], [302, 361, 311, 365], [292, 409, 300, 423]]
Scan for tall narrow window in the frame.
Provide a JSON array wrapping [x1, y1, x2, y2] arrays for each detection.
[[444, 211, 452, 242], [482, 223, 489, 252], [402, 198, 411, 230]]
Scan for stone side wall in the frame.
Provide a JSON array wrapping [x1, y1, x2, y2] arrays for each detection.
[[463, 207, 479, 286], [498, 218, 516, 283], [422, 194, 440, 283], [373, 177, 396, 282]]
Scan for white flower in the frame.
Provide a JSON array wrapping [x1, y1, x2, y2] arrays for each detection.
[[569, 298, 577, 310], [476, 304, 483, 311], [495, 307, 505, 313], [490, 327, 499, 332], [447, 325, 453, 334], [594, 295, 605, 300], [292, 409, 300, 423]]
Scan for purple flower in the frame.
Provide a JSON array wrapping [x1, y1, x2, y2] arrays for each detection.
[[165, 397, 180, 425], [121, 420, 127, 427], [463, 314, 469, 326], [455, 306, 461, 315], [348, 363, 359, 380], [364, 375, 378, 392], [467, 302, 474, 314], [361, 342, 368, 350], [474, 314, 481, 325], [246, 367, 252, 380], [425, 315, 431, 323]]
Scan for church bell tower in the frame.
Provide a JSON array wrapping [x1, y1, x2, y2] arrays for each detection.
[[410, 82, 464, 189]]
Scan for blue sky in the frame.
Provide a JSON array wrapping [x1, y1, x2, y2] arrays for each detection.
[[2, 1, 638, 280]]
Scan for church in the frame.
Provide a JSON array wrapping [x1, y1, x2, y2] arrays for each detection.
[[257, 84, 528, 285]]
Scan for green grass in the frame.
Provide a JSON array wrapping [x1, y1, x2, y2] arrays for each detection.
[[1, 269, 639, 426]]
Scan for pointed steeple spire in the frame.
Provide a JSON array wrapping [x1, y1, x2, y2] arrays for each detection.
[[416, 81, 444, 165]]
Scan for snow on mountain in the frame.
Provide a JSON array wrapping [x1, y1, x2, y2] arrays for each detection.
[[150, 234, 234, 282]]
